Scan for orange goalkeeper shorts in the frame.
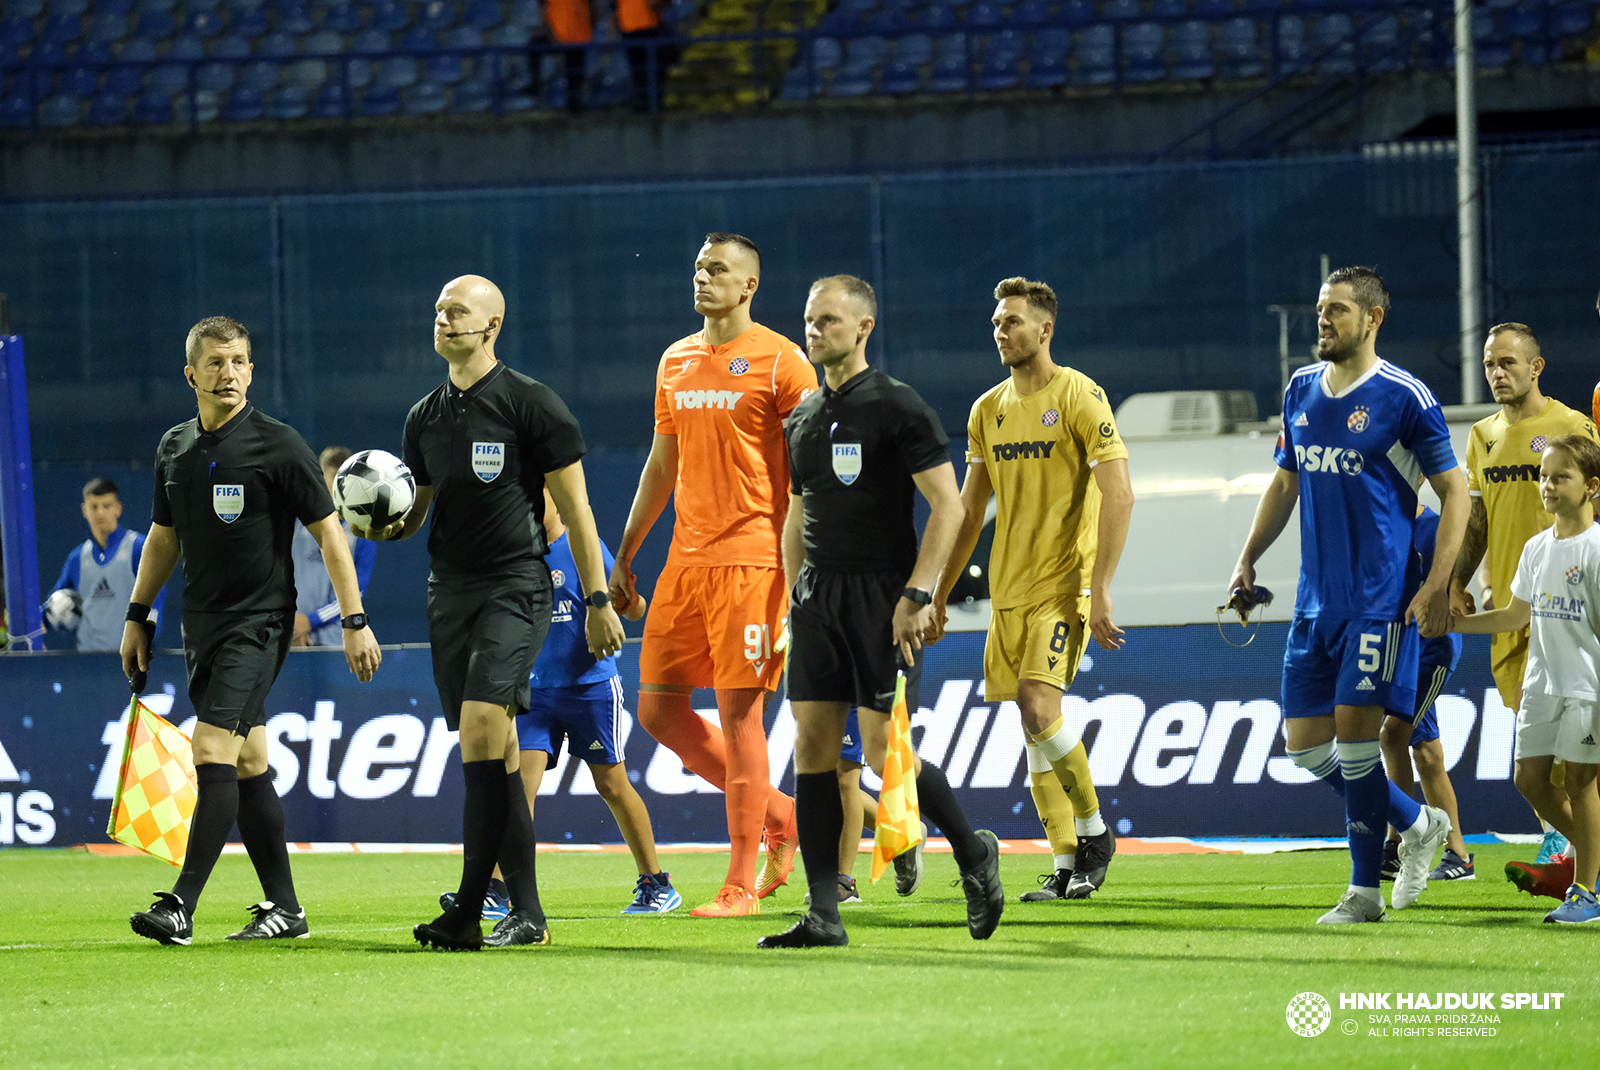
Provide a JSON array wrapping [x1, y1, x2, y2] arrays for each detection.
[[639, 563, 786, 692]]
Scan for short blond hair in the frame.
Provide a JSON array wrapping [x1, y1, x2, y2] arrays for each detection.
[[185, 316, 250, 366], [993, 277, 1057, 321], [1487, 322, 1540, 361]]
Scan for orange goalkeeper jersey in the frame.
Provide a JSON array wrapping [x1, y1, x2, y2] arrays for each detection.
[[654, 323, 818, 568]]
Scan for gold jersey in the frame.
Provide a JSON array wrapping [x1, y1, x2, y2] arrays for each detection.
[[1465, 398, 1598, 603], [966, 366, 1128, 610]]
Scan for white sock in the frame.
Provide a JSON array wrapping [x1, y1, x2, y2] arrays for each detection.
[[1075, 813, 1107, 837], [1348, 884, 1382, 905], [1024, 742, 1051, 775], [1399, 807, 1429, 843], [1035, 719, 1079, 763], [1055, 853, 1075, 871]]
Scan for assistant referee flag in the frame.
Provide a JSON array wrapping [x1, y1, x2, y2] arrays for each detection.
[[871, 673, 923, 882], [106, 697, 197, 867]]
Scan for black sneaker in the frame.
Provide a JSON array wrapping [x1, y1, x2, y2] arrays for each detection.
[[756, 912, 849, 948], [958, 830, 1005, 940], [1065, 827, 1116, 899], [130, 891, 192, 946], [894, 821, 929, 896], [227, 901, 309, 940], [413, 907, 484, 951], [1019, 869, 1073, 902], [484, 909, 551, 948], [1428, 848, 1475, 882], [1380, 839, 1401, 882]]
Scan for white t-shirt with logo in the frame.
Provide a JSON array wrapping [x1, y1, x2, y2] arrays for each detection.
[[1511, 523, 1600, 700]]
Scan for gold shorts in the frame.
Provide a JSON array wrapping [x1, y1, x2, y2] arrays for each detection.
[[984, 592, 1090, 702], [1490, 627, 1530, 712]]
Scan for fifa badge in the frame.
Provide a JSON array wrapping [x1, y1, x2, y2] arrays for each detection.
[[212, 484, 244, 523]]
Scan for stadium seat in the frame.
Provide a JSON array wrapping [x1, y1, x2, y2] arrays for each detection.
[[927, 33, 967, 91], [977, 29, 1022, 89], [106, 39, 151, 93], [313, 80, 346, 116], [257, 30, 296, 58], [0, 93, 31, 127], [9, 0, 44, 17], [43, 14, 86, 46], [920, 6, 956, 31], [504, 0, 542, 32], [137, 0, 176, 12], [88, 13, 130, 43], [1196, 0, 1235, 16], [1073, 23, 1115, 85], [185, 9, 223, 39], [0, 18, 32, 50], [132, 11, 173, 38], [1472, 7, 1511, 67], [230, 8, 268, 37], [372, 0, 410, 33], [86, 89, 128, 122], [1170, 20, 1214, 79], [1217, 16, 1262, 77], [1103, 0, 1141, 20], [1550, 3, 1593, 39], [811, 35, 843, 72], [1311, 13, 1355, 74], [966, 3, 1003, 30], [283, 55, 329, 91], [264, 82, 304, 117], [878, 58, 920, 92], [424, 50, 465, 85], [1024, 36, 1067, 88], [223, 84, 262, 118], [358, 83, 399, 114], [1010, 0, 1049, 24], [39, 91, 81, 124], [779, 63, 815, 101], [1360, 13, 1402, 71], [169, 35, 204, 60], [451, 75, 492, 111], [302, 28, 341, 56], [212, 33, 250, 58], [1150, 0, 1189, 18], [1058, 0, 1095, 26], [401, 26, 438, 52], [195, 59, 232, 91], [238, 58, 278, 91], [420, 0, 457, 31], [277, 5, 315, 35], [490, 23, 529, 46], [896, 32, 933, 64], [464, 0, 502, 32], [1503, 3, 1542, 40], [866, 2, 911, 35], [132, 86, 171, 122], [322, 3, 362, 34], [818, 6, 861, 34], [176, 86, 219, 120], [50, 0, 90, 16], [352, 28, 389, 54], [828, 39, 881, 96], [1124, 21, 1165, 81], [1274, 15, 1309, 75], [376, 55, 418, 87]]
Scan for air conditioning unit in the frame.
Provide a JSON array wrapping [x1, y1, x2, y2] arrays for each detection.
[[1113, 391, 1259, 439]]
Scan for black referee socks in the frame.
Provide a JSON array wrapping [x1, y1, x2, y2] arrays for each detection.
[[498, 771, 546, 925], [455, 760, 511, 921], [915, 762, 984, 872], [236, 770, 300, 913], [795, 771, 846, 925], [172, 762, 239, 914]]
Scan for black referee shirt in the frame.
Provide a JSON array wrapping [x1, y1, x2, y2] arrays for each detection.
[[402, 362, 587, 581], [785, 365, 950, 574], [151, 403, 335, 616]]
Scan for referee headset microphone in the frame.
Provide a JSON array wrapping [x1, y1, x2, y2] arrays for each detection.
[[445, 323, 497, 339]]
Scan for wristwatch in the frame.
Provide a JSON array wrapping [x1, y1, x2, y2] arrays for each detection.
[[585, 590, 611, 609], [341, 613, 370, 630], [901, 587, 932, 606]]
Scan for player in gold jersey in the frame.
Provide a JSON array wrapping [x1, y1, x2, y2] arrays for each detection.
[[1450, 322, 1599, 893], [931, 277, 1135, 900]]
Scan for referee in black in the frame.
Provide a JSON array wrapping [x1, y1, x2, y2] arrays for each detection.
[[360, 274, 624, 951], [123, 316, 381, 945], [758, 275, 1004, 949]]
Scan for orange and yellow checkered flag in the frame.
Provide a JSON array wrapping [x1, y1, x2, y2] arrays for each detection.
[[106, 695, 197, 867], [871, 673, 923, 882]]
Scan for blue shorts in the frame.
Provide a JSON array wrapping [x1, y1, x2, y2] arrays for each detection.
[[515, 677, 626, 765], [1385, 661, 1450, 746], [840, 708, 863, 766], [1282, 616, 1418, 719]]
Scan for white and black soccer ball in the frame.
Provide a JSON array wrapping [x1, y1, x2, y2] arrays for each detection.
[[333, 449, 416, 532], [44, 587, 83, 631]]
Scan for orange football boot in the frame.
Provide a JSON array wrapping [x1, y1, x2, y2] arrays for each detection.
[[689, 884, 761, 918]]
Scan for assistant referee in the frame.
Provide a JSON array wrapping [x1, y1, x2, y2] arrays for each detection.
[[362, 275, 624, 951], [123, 316, 381, 945], [758, 275, 1003, 949]]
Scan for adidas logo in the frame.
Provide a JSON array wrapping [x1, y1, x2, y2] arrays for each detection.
[[1293, 413, 1309, 427], [91, 578, 115, 599], [1356, 677, 1375, 691], [588, 741, 604, 750], [1582, 735, 1597, 747]]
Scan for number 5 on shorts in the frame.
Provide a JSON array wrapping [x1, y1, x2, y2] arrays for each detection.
[[1358, 632, 1382, 673]]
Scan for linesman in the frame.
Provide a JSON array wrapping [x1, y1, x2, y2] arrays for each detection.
[[759, 274, 1002, 949], [124, 316, 381, 945]]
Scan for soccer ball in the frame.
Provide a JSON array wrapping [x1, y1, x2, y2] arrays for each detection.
[[44, 587, 82, 631], [333, 449, 416, 532]]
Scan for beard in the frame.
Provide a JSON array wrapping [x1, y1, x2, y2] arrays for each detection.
[[1318, 324, 1368, 364]]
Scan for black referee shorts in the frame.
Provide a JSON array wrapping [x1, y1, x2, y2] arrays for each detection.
[[787, 566, 922, 714], [427, 567, 553, 729], [183, 610, 293, 737]]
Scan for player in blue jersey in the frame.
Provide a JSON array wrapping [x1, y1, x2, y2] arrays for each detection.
[[49, 477, 166, 652], [1228, 267, 1469, 923], [291, 448, 377, 647], [440, 489, 679, 915], [1380, 505, 1473, 894]]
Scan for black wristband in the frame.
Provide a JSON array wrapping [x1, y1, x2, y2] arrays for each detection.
[[341, 612, 370, 630], [126, 602, 152, 624], [586, 590, 611, 609], [900, 587, 932, 607]]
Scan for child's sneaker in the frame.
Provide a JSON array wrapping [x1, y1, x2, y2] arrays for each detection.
[[1543, 884, 1600, 924], [1380, 839, 1400, 882], [622, 872, 682, 915], [1427, 848, 1474, 881]]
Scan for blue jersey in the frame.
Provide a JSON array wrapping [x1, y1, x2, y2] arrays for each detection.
[[528, 532, 618, 689], [1275, 359, 1457, 621], [1412, 507, 1463, 670]]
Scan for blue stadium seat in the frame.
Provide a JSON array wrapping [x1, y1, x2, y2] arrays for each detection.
[[132, 10, 173, 38], [148, 60, 189, 95], [1360, 12, 1401, 71], [867, 2, 911, 35], [283, 52, 329, 90], [277, 5, 315, 35], [302, 28, 341, 56], [132, 87, 171, 122], [0, 42, 19, 72], [878, 58, 920, 92], [977, 28, 1022, 89], [212, 33, 250, 58], [966, 3, 1003, 30], [1124, 21, 1165, 80], [818, 6, 861, 34], [169, 35, 203, 60], [1170, 19, 1213, 79], [1150, 0, 1190, 17], [0, 93, 32, 128], [0, 18, 33, 50], [504, 0, 542, 32], [358, 83, 398, 115], [269, 83, 308, 117], [927, 32, 967, 91], [919, 6, 956, 31], [464, 0, 501, 32], [811, 36, 843, 71], [1241, 0, 1281, 12], [1273, 15, 1309, 75], [352, 28, 390, 54], [238, 58, 277, 90], [826, 57, 874, 96], [424, 49, 465, 84], [372, 0, 410, 33], [230, 7, 268, 37], [76, 39, 112, 63], [1025, 28, 1068, 87], [1058, 0, 1095, 26], [88, 13, 130, 43], [223, 85, 262, 118], [451, 76, 493, 111], [1103, 0, 1141, 20], [257, 30, 296, 57], [195, 59, 232, 91], [187, 0, 222, 10], [1011, 0, 1049, 24], [323, 3, 363, 34], [1503, 2, 1543, 40], [490, 23, 529, 46], [376, 54, 418, 87], [106, 39, 150, 92], [400, 26, 437, 52], [896, 32, 933, 64], [1196, 0, 1235, 16], [419, 0, 456, 31], [779, 62, 816, 100], [1471, 7, 1511, 67], [137, 0, 177, 12], [43, 14, 86, 46], [50, 0, 90, 17], [114, 33, 155, 58], [313, 80, 347, 116], [61, 63, 98, 96], [9, 0, 45, 17], [1217, 16, 1261, 77], [1311, 13, 1355, 74], [1550, 3, 1593, 39], [178, 87, 220, 120], [185, 10, 224, 39], [1073, 22, 1114, 84], [39, 92, 82, 125], [86, 90, 128, 122]]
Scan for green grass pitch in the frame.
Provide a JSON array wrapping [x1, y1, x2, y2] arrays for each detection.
[[0, 844, 1593, 1069]]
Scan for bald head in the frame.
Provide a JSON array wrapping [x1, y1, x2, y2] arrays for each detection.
[[434, 274, 505, 359]]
